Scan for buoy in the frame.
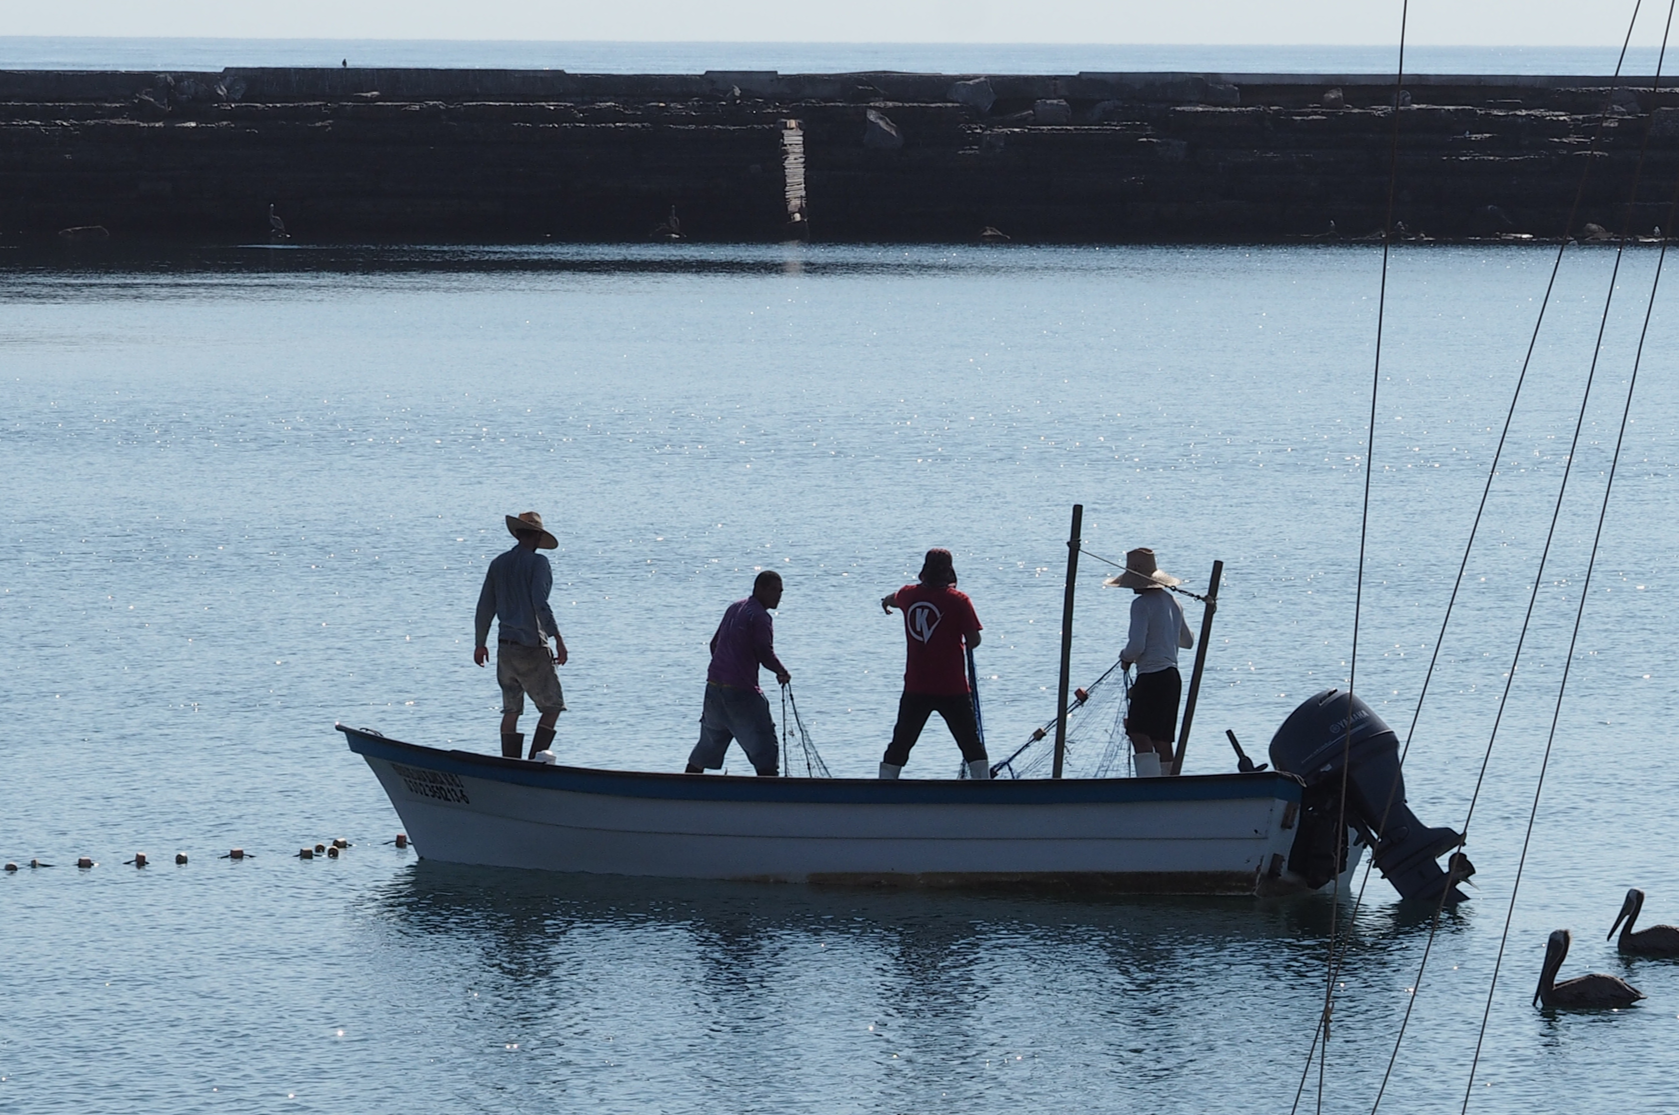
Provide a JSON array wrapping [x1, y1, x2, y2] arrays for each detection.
[[1031, 727, 1047, 741], [30, 858, 51, 868], [226, 848, 246, 860], [1074, 687, 1089, 704], [315, 843, 326, 854], [4, 863, 16, 872], [395, 833, 408, 848], [331, 838, 349, 850], [125, 853, 148, 868], [298, 847, 314, 859], [77, 856, 94, 869], [175, 853, 188, 865], [327, 845, 340, 858]]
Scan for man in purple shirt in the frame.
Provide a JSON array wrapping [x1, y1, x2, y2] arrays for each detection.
[[685, 570, 790, 776]]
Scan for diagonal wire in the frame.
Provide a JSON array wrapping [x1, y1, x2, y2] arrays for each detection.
[[1460, 24, 1679, 1114], [1290, 6, 1651, 1110], [1369, 13, 1674, 1111], [1295, 7, 1411, 1114], [1077, 545, 1212, 603]]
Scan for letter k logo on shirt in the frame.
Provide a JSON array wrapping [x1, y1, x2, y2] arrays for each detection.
[[907, 601, 942, 643]]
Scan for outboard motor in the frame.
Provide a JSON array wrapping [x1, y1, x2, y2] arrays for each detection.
[[1269, 689, 1470, 904]]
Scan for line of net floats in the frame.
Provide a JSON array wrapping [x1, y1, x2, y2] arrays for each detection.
[[3, 834, 410, 871]]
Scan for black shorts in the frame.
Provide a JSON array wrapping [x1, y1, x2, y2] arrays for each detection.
[[1126, 667, 1182, 743]]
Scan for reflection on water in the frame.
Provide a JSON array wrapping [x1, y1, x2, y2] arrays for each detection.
[[1, 241, 1096, 290], [349, 864, 1505, 1112], [368, 861, 1473, 1006]]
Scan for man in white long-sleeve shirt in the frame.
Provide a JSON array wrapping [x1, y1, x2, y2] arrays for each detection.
[[1108, 547, 1194, 777]]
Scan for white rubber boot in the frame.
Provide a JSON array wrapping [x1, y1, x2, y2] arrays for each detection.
[[1133, 752, 1162, 778], [966, 759, 991, 781], [878, 762, 903, 780]]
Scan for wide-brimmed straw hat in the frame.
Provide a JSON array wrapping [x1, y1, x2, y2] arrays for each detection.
[[505, 511, 558, 550], [918, 547, 957, 586], [1103, 547, 1181, 590]]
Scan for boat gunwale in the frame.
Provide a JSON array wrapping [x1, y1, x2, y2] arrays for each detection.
[[340, 724, 1304, 806]]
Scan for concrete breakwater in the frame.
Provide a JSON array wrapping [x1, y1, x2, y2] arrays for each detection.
[[4, 68, 1679, 244]]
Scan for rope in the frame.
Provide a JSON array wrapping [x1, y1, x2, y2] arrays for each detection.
[[1077, 545, 1211, 603], [1301, 8, 1411, 1113], [1367, 7, 1675, 1109], [1289, 6, 1652, 1108], [1460, 15, 1679, 1110], [779, 683, 832, 778]]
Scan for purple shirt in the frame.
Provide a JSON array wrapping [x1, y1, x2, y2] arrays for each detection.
[[707, 596, 787, 691]]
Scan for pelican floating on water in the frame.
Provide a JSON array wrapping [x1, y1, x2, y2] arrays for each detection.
[[1534, 929, 1643, 1009], [1609, 888, 1679, 956]]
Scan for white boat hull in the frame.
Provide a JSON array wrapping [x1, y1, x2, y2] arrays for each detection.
[[342, 726, 1342, 895]]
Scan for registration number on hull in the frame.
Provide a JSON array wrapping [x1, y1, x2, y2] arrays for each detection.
[[391, 762, 471, 805]]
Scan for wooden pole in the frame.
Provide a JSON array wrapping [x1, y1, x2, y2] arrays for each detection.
[[1171, 559, 1223, 776], [1052, 504, 1083, 779]]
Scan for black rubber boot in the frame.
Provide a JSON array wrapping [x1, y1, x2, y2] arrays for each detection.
[[529, 725, 556, 759], [500, 732, 524, 759]]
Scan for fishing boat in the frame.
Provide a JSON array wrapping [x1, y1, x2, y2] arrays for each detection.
[[345, 506, 1470, 901], [341, 666, 1465, 901], [341, 722, 1337, 894]]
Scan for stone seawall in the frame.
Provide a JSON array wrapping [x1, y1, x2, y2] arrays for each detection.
[[3, 68, 1678, 244]]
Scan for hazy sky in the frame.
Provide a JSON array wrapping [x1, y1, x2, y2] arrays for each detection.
[[17, 1, 1660, 45]]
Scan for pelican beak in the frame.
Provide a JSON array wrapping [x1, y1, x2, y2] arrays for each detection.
[[1610, 896, 1632, 940]]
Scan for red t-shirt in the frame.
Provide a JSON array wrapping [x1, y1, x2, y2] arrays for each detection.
[[894, 583, 982, 696]]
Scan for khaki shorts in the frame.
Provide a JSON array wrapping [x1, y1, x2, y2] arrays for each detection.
[[496, 642, 566, 716]]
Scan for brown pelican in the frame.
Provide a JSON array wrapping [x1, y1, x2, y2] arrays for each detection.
[[269, 203, 290, 240], [1534, 929, 1643, 1009], [1609, 889, 1679, 956]]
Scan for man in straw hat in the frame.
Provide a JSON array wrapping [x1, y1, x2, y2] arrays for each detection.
[[684, 570, 790, 777], [1105, 547, 1194, 777], [878, 548, 989, 780], [474, 512, 569, 759]]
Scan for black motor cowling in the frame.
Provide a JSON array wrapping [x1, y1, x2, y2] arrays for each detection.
[[1269, 689, 1469, 904]]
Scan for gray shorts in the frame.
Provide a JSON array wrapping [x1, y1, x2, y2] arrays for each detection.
[[686, 682, 779, 776], [496, 642, 566, 716]]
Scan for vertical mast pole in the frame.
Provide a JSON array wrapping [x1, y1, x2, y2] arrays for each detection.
[[1171, 559, 1223, 776], [1052, 504, 1083, 779]]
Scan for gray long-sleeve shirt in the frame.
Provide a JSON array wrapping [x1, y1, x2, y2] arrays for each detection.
[[1122, 587, 1193, 674], [475, 544, 558, 647]]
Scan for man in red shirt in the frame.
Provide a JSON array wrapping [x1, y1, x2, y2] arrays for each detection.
[[878, 548, 989, 780]]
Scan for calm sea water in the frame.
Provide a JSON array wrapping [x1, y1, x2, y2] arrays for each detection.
[[0, 37, 1667, 75], [3, 243, 1678, 1113]]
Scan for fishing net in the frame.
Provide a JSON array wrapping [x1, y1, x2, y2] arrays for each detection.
[[966, 656, 1135, 780], [779, 684, 832, 778]]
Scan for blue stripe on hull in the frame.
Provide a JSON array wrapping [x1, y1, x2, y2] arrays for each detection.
[[338, 725, 1302, 807]]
